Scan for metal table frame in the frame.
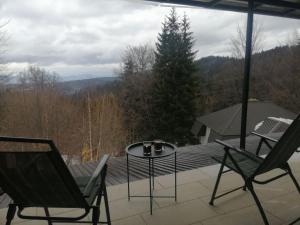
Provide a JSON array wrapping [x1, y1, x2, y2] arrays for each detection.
[[126, 142, 177, 215]]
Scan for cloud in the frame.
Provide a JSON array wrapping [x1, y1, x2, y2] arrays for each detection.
[[0, 0, 299, 78]]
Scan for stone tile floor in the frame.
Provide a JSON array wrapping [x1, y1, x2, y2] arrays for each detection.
[[1, 154, 299, 225]]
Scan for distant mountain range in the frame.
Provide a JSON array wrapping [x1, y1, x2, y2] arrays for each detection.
[[58, 77, 118, 94], [6, 45, 295, 95], [56, 46, 296, 94], [5, 76, 119, 94], [58, 55, 235, 94]]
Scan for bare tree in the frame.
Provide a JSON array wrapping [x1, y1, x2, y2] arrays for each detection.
[[121, 44, 155, 75], [227, 21, 265, 101], [80, 92, 128, 162], [230, 21, 264, 59], [119, 44, 155, 141]]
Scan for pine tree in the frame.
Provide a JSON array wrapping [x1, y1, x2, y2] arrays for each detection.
[[149, 9, 199, 146]]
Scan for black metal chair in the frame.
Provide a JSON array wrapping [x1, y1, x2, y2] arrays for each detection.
[[0, 136, 111, 225], [209, 114, 300, 225]]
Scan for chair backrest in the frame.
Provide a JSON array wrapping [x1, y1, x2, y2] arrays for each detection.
[[0, 137, 88, 208], [255, 114, 300, 175]]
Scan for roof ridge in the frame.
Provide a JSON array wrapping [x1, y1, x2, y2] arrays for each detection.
[[220, 103, 242, 135]]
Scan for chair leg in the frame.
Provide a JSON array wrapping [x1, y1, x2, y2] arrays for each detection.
[[255, 139, 263, 156], [92, 206, 100, 225], [44, 207, 52, 225], [103, 184, 111, 225], [247, 182, 269, 225], [6, 204, 16, 225], [287, 166, 300, 193], [209, 159, 226, 205], [96, 189, 103, 207], [243, 183, 247, 191]]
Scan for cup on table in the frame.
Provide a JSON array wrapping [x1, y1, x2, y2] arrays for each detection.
[[143, 142, 152, 156], [153, 140, 163, 153]]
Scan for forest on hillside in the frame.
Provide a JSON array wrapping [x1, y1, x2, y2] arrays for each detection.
[[0, 10, 299, 161], [196, 45, 300, 114]]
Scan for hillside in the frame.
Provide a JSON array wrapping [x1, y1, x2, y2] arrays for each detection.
[[195, 56, 236, 79], [195, 45, 300, 113], [194, 45, 293, 79]]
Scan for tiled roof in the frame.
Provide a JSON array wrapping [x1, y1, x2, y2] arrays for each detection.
[[193, 102, 295, 137]]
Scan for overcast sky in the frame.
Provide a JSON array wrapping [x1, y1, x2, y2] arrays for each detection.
[[0, 0, 299, 80]]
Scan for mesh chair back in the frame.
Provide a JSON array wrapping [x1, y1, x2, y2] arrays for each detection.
[[256, 114, 300, 175], [0, 137, 88, 208]]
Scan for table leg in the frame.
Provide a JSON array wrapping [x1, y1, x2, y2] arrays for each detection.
[[149, 158, 153, 215], [127, 154, 130, 201], [152, 159, 155, 190], [175, 152, 177, 202]]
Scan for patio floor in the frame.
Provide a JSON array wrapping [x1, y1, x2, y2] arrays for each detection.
[[0, 154, 299, 225]]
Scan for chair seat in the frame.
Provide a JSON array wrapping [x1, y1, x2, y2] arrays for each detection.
[[214, 152, 263, 177]]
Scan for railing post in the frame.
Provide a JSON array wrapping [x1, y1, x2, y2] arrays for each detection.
[[240, 0, 254, 149]]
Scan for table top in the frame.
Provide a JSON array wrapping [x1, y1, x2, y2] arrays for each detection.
[[126, 141, 176, 159]]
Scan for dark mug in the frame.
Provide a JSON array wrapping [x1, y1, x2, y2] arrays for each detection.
[[153, 140, 163, 153], [143, 143, 152, 156]]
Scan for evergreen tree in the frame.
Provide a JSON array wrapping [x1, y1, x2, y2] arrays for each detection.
[[149, 9, 199, 146]]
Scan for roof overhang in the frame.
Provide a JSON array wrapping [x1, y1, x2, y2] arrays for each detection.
[[143, 0, 300, 20]]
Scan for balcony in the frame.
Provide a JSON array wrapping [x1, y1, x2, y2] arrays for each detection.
[[0, 134, 299, 225]]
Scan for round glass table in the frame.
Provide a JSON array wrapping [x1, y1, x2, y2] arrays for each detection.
[[126, 141, 177, 214]]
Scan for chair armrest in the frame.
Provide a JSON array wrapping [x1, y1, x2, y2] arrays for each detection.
[[216, 139, 244, 154], [215, 139, 233, 148], [83, 154, 110, 197], [251, 132, 278, 143], [215, 139, 262, 162]]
